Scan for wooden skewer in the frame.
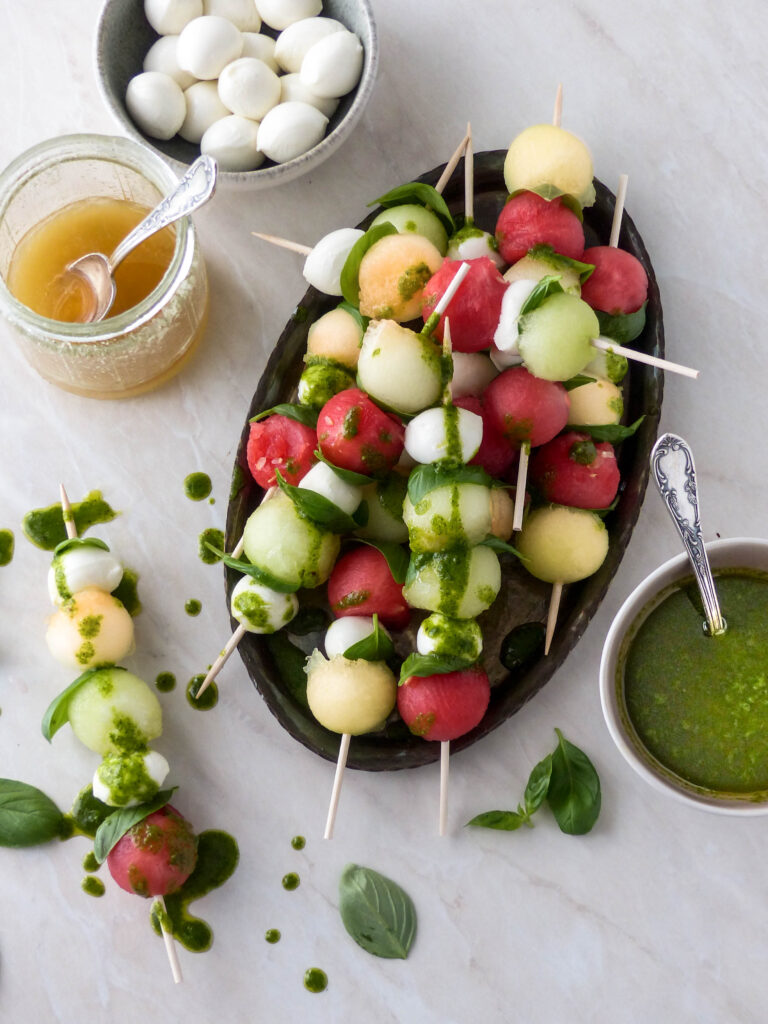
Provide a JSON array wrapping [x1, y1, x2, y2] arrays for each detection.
[[59, 484, 77, 540], [195, 624, 247, 699], [609, 174, 629, 248], [512, 442, 530, 532], [552, 83, 563, 128], [155, 896, 183, 984], [464, 122, 474, 223], [591, 337, 699, 379], [439, 741, 450, 836], [434, 130, 470, 195], [545, 582, 563, 656], [324, 732, 351, 840], [251, 232, 312, 256]]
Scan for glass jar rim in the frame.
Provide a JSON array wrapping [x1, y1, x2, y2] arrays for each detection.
[[0, 133, 193, 342]]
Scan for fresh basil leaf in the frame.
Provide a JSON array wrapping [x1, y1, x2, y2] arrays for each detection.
[[595, 302, 647, 344], [407, 463, 492, 507], [500, 623, 545, 674], [371, 182, 455, 235], [93, 787, 178, 864], [338, 863, 417, 959], [524, 755, 553, 816], [276, 470, 359, 534], [314, 449, 373, 486], [465, 809, 528, 831], [52, 536, 110, 558], [519, 275, 565, 317], [480, 535, 523, 559], [563, 374, 597, 391], [287, 606, 329, 635], [0, 779, 67, 847], [546, 728, 601, 835], [527, 244, 595, 283], [42, 667, 103, 742], [353, 501, 369, 527], [343, 614, 395, 662], [266, 632, 309, 707], [569, 416, 644, 444], [249, 403, 318, 428], [399, 651, 475, 685], [353, 538, 409, 584], [340, 223, 398, 307], [205, 543, 299, 594], [336, 300, 369, 331]]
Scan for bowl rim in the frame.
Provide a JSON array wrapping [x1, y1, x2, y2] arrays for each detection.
[[599, 536, 768, 815], [94, 0, 379, 188]]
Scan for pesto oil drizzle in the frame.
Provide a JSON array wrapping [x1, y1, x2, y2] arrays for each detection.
[[184, 473, 212, 501], [0, 528, 14, 566], [187, 674, 218, 710]]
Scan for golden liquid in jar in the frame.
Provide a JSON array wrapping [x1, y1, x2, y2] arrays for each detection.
[[6, 197, 175, 322]]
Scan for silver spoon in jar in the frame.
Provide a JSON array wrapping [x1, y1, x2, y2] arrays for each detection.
[[60, 155, 217, 324], [650, 432, 727, 635]]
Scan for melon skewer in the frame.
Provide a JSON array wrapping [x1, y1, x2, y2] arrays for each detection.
[[438, 319, 453, 837], [323, 732, 350, 840], [609, 174, 629, 248]]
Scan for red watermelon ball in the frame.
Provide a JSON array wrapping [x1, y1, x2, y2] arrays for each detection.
[[328, 545, 410, 630], [107, 805, 198, 898], [580, 245, 648, 314], [483, 366, 570, 448], [247, 414, 317, 488], [454, 395, 517, 478], [398, 666, 491, 741], [421, 257, 508, 353], [495, 191, 585, 265]]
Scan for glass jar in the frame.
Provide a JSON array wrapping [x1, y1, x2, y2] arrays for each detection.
[[0, 134, 209, 399]]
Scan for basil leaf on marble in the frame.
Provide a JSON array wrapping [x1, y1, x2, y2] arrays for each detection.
[[519, 275, 565, 317], [205, 544, 299, 594], [314, 449, 373, 486], [340, 223, 398, 307], [0, 779, 67, 847], [398, 651, 475, 685], [93, 787, 177, 864], [466, 809, 529, 831], [371, 182, 455, 235], [524, 755, 553, 816], [52, 536, 110, 558], [42, 667, 103, 742], [546, 729, 601, 835], [407, 463, 492, 507], [338, 863, 417, 959], [249, 403, 318, 428], [353, 538, 409, 584], [570, 416, 644, 444], [595, 302, 647, 344], [343, 614, 395, 662], [276, 470, 359, 533]]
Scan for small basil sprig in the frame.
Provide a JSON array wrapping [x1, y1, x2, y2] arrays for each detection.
[[53, 536, 110, 558], [340, 222, 398, 307], [42, 667, 103, 742], [352, 538, 409, 584], [314, 449, 373, 486], [466, 729, 601, 835], [480, 535, 524, 560], [596, 302, 647, 344], [336, 300, 369, 331], [371, 182, 455, 235], [343, 614, 395, 662], [407, 463, 492, 507], [563, 374, 597, 391], [519, 275, 565, 317], [249, 403, 318, 428], [399, 651, 475, 685], [0, 779, 67, 847], [509, 187, 586, 220], [205, 543, 299, 593], [526, 244, 595, 283], [338, 863, 417, 959], [93, 787, 177, 864], [275, 469, 364, 534], [569, 416, 644, 444]]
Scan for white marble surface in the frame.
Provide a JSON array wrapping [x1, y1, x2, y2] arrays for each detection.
[[1, 2, 768, 1021]]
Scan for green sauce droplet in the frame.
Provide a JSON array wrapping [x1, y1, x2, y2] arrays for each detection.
[[68, 786, 112, 838], [303, 968, 327, 993], [187, 674, 218, 710], [185, 599, 202, 616], [282, 872, 300, 891], [155, 672, 176, 693], [291, 835, 306, 851], [82, 877, 105, 897], [22, 491, 118, 550], [199, 528, 225, 564], [82, 851, 100, 872], [0, 529, 14, 566], [113, 567, 142, 616], [265, 928, 281, 944], [184, 472, 212, 501]]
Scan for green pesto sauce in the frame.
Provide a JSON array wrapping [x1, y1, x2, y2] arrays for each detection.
[[608, 395, 624, 416], [442, 407, 462, 464], [342, 404, 361, 439], [78, 614, 103, 639], [184, 472, 212, 501], [232, 590, 270, 630], [22, 491, 118, 550], [421, 615, 479, 660], [185, 599, 202, 617], [230, 464, 246, 503], [155, 671, 176, 692], [96, 751, 157, 806], [377, 474, 407, 520], [187, 674, 218, 710], [82, 877, 105, 897], [282, 872, 300, 891], [108, 714, 148, 753], [83, 851, 100, 872], [398, 262, 431, 302], [304, 968, 328, 993], [75, 641, 95, 665], [333, 589, 369, 612], [418, 547, 470, 618], [449, 221, 485, 245], [199, 528, 225, 565], [113, 568, 142, 616], [291, 835, 306, 850], [68, 786, 113, 838], [150, 830, 239, 952], [622, 571, 768, 795], [0, 529, 14, 566], [265, 929, 281, 944]]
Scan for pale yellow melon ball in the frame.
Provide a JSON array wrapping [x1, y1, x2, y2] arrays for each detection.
[[46, 588, 134, 670], [517, 505, 608, 584], [306, 307, 363, 369], [490, 488, 515, 541], [567, 378, 624, 426], [305, 651, 396, 735], [504, 253, 582, 295], [358, 233, 443, 322], [504, 124, 595, 208]]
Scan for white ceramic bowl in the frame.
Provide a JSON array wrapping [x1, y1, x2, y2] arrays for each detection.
[[96, 0, 378, 189], [600, 537, 768, 815]]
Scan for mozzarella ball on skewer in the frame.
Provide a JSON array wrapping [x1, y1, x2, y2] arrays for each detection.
[[230, 576, 299, 632], [324, 615, 390, 659], [298, 461, 363, 516], [145, 0, 202, 35], [143, 36, 197, 89], [67, 668, 162, 755], [305, 650, 396, 734], [416, 612, 483, 661], [303, 228, 364, 295], [257, 101, 328, 163], [177, 16, 243, 80], [93, 749, 170, 807], [126, 72, 186, 141], [300, 31, 363, 98], [48, 545, 123, 606], [297, 359, 354, 409], [492, 278, 538, 361], [46, 588, 134, 669], [504, 252, 583, 294], [404, 406, 483, 465], [274, 17, 345, 72], [447, 226, 504, 268], [201, 115, 263, 171], [218, 57, 281, 120], [180, 80, 230, 143]]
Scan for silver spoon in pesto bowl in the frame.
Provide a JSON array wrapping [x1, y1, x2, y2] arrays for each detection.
[[58, 154, 217, 324], [650, 432, 727, 636]]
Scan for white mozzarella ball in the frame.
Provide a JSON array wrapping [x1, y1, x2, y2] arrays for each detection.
[[300, 31, 363, 99], [449, 351, 498, 400], [404, 407, 483, 465], [126, 72, 186, 140], [93, 749, 170, 807], [299, 461, 362, 515], [241, 31, 279, 71], [255, 0, 321, 31], [145, 0, 202, 35], [416, 613, 483, 660], [257, 101, 328, 163], [493, 278, 538, 355], [303, 227, 363, 295], [48, 546, 123, 606], [324, 615, 380, 659], [279, 73, 338, 118], [230, 575, 299, 633], [447, 230, 505, 268], [143, 36, 197, 90], [202, 0, 261, 30], [177, 15, 243, 79], [201, 114, 263, 170], [218, 57, 280, 119], [274, 17, 345, 73], [180, 80, 230, 142]]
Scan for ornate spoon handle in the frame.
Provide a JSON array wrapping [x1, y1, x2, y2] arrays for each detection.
[[650, 432, 726, 635], [108, 155, 217, 272]]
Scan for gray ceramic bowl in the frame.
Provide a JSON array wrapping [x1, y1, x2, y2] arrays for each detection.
[[95, 0, 378, 188]]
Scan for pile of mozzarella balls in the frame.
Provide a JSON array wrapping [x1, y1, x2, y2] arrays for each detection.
[[126, 0, 365, 172]]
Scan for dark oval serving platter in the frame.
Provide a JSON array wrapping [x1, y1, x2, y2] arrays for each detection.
[[226, 149, 664, 771]]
